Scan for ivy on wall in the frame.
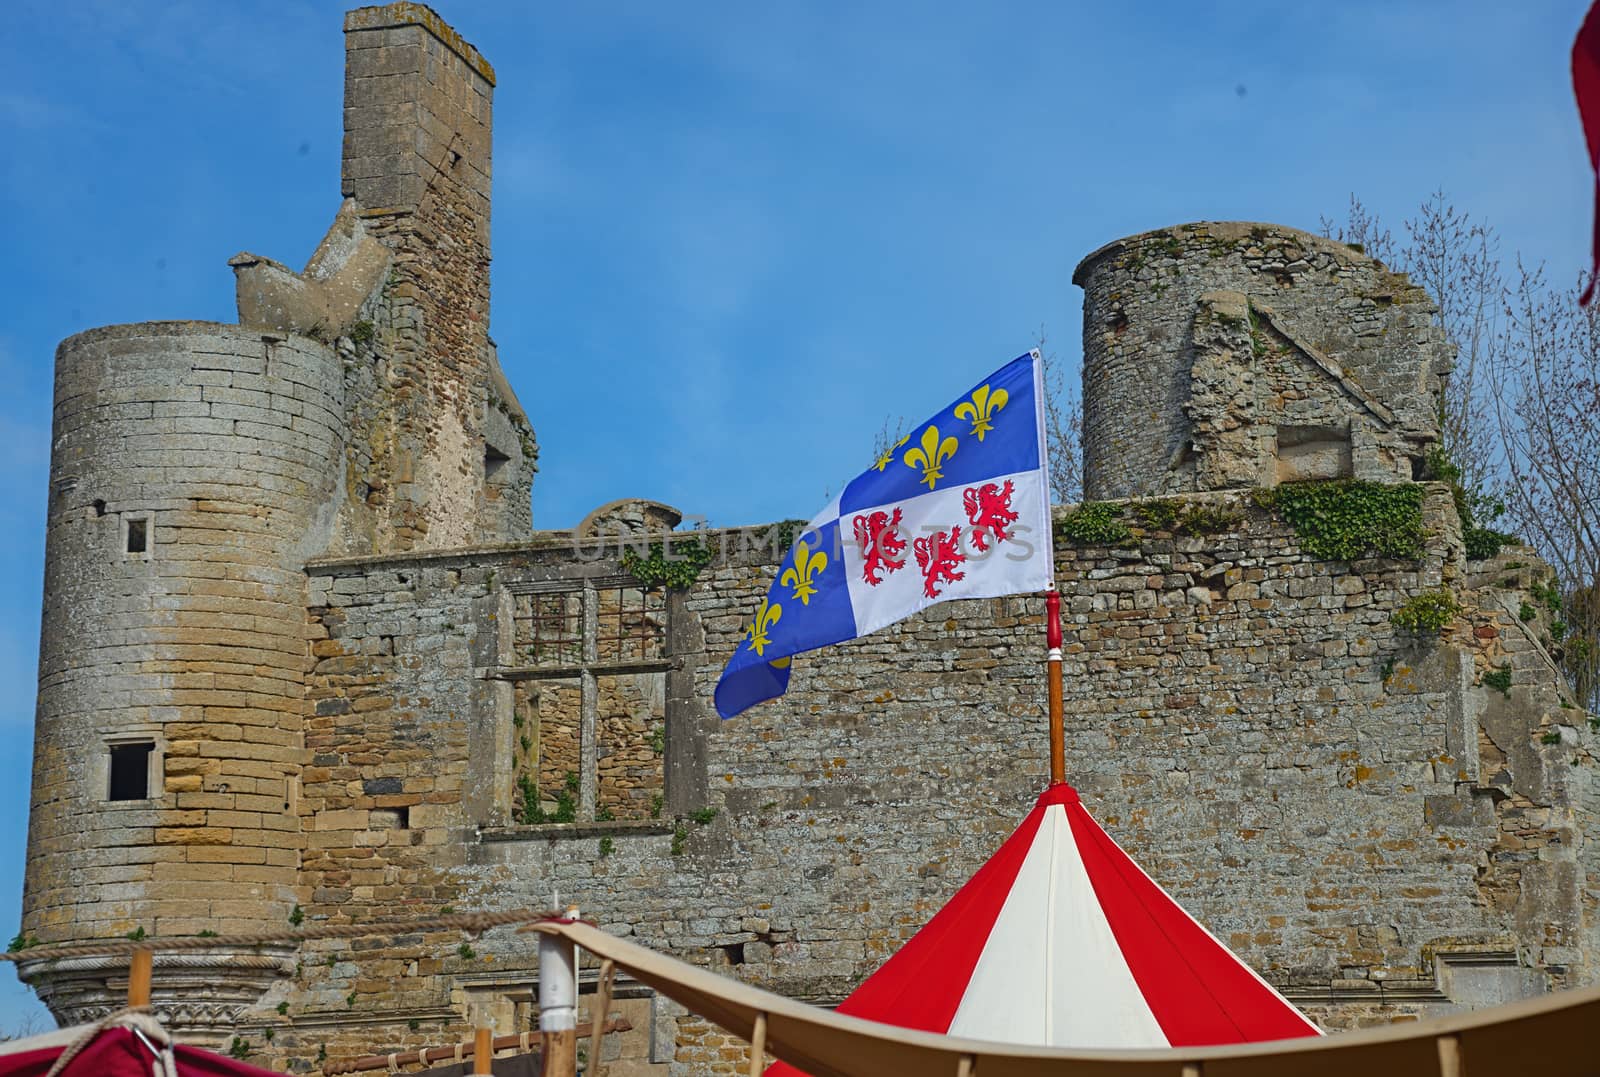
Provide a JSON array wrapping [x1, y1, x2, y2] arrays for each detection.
[[1251, 481, 1425, 561], [1422, 448, 1517, 560], [1390, 588, 1461, 634], [1056, 502, 1130, 545], [622, 538, 716, 589]]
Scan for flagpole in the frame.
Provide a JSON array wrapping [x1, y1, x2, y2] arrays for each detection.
[[1046, 590, 1064, 786]]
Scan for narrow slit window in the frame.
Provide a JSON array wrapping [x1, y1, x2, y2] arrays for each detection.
[[484, 445, 510, 482], [108, 742, 154, 801], [126, 518, 148, 554]]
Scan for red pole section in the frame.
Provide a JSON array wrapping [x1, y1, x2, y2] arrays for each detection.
[[1046, 591, 1065, 786]]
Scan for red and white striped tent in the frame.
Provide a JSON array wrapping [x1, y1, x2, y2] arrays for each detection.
[[770, 784, 1319, 1075]]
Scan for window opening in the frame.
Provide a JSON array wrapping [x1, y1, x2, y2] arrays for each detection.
[[507, 581, 670, 823], [593, 585, 667, 663], [126, 517, 148, 554], [514, 590, 583, 668], [109, 742, 154, 801], [485, 445, 510, 482]]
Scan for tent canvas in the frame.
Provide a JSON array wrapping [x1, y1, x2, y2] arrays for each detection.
[[0, 1019, 285, 1077], [769, 784, 1318, 1075]]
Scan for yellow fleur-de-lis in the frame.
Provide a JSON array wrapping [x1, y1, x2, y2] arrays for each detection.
[[744, 598, 782, 656], [953, 383, 1009, 441], [874, 433, 909, 471], [903, 424, 959, 490], [779, 538, 829, 605]]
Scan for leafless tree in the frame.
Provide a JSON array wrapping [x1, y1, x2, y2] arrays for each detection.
[[1323, 192, 1501, 491], [870, 329, 1082, 504], [0, 1011, 48, 1043], [1490, 263, 1600, 708], [870, 414, 907, 471], [1326, 192, 1597, 707], [1320, 193, 1397, 266], [1400, 193, 1503, 494], [1035, 326, 1083, 505]]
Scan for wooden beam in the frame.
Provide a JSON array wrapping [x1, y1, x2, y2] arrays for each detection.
[[747, 1012, 767, 1077], [1437, 1034, 1462, 1077], [587, 959, 616, 1077]]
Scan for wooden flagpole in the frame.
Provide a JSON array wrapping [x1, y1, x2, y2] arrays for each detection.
[[1046, 590, 1065, 786], [473, 1023, 494, 1075], [127, 948, 153, 1007]]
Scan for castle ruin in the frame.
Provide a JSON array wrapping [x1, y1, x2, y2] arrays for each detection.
[[20, 6, 1600, 1074]]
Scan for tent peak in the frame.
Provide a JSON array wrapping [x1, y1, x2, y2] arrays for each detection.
[[1037, 783, 1080, 808]]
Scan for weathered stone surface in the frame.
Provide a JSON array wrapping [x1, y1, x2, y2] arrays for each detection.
[[20, 6, 1600, 1076], [1074, 221, 1453, 500]]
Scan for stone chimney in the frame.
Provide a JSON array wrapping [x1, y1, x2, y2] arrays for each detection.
[[341, 2, 494, 233]]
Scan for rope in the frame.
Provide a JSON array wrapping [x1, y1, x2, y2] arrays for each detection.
[[2, 909, 561, 963], [44, 1008, 175, 1077]]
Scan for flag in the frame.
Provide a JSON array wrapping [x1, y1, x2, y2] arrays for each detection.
[[1575, 0, 1600, 304], [715, 351, 1053, 720]]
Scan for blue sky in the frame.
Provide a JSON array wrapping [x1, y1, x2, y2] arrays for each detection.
[[0, 0, 1590, 1031]]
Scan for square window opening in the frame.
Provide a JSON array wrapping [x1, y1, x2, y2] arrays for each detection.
[[109, 742, 154, 801]]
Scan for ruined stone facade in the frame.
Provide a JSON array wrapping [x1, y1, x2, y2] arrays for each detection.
[[1074, 222, 1453, 500], [19, 5, 1600, 1075]]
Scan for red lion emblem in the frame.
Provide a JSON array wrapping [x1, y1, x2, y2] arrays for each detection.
[[963, 480, 1018, 552], [853, 509, 907, 587], [913, 526, 967, 599]]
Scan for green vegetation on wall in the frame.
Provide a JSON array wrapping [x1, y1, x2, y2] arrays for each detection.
[[1127, 498, 1244, 536], [1056, 502, 1130, 545], [1252, 481, 1424, 561], [1390, 589, 1461, 635], [1422, 448, 1517, 560], [622, 537, 716, 589]]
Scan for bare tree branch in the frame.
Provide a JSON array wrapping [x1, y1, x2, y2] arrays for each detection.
[[1035, 325, 1083, 505], [1489, 262, 1600, 708]]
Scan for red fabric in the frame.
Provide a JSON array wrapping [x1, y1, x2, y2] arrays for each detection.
[[766, 785, 1317, 1075], [1065, 804, 1319, 1045], [764, 788, 1058, 1077], [0, 1028, 285, 1077], [1574, 1, 1600, 303]]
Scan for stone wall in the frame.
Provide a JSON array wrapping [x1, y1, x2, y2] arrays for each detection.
[[1074, 222, 1455, 500], [19, 7, 1600, 1073], [331, 2, 536, 554], [21, 321, 341, 1030], [19, 3, 539, 1034], [235, 489, 1596, 1072]]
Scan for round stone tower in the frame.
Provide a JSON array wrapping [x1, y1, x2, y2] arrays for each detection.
[[1072, 221, 1453, 501], [20, 321, 343, 1033]]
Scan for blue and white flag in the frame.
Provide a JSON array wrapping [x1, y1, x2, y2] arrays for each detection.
[[715, 351, 1054, 719]]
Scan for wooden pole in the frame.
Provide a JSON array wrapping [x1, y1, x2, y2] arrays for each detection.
[[746, 1012, 767, 1077], [127, 948, 153, 1007], [323, 1021, 634, 1076], [586, 959, 615, 1077], [1436, 1034, 1462, 1077], [474, 1024, 494, 1075], [539, 915, 579, 1077], [1045, 590, 1065, 786]]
